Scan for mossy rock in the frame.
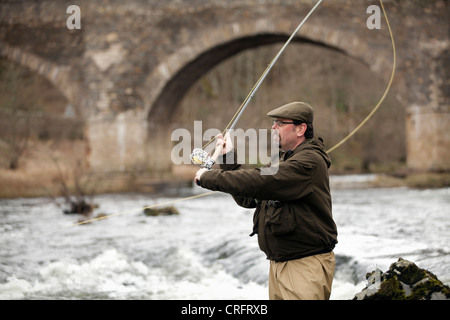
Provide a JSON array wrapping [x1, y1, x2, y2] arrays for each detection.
[[354, 258, 450, 300], [388, 257, 427, 285], [143, 206, 180, 216], [374, 277, 406, 300]]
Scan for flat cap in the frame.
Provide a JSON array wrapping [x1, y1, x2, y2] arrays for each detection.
[[267, 101, 313, 123]]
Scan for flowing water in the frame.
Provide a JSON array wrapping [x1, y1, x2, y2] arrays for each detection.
[[0, 176, 449, 300]]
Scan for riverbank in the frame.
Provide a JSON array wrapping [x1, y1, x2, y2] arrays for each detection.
[[0, 164, 195, 199], [330, 171, 450, 190], [1, 163, 448, 199]]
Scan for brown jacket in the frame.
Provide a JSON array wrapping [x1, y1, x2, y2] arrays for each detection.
[[199, 137, 338, 262]]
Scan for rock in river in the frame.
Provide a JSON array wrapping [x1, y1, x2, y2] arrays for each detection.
[[354, 258, 450, 300]]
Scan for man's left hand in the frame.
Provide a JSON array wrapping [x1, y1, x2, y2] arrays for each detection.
[[194, 168, 208, 185]]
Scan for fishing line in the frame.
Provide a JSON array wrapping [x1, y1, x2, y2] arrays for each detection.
[[71, 191, 217, 227], [326, 0, 396, 153]]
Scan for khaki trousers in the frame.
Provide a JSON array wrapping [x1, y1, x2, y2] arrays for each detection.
[[268, 252, 335, 300]]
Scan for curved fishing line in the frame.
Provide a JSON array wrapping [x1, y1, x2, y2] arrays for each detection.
[[326, 0, 396, 153]]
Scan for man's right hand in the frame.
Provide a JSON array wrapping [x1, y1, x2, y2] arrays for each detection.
[[216, 132, 233, 155]]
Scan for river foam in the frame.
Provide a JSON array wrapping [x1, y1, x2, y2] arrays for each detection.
[[1, 181, 448, 300]]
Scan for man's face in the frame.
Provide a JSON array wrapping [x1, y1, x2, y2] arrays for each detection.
[[271, 119, 305, 151]]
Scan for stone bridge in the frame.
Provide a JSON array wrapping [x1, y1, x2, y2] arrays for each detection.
[[0, 0, 448, 174]]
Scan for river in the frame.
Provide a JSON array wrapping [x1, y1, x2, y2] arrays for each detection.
[[0, 175, 449, 300]]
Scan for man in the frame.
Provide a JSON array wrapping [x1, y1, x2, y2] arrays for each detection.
[[194, 101, 338, 300]]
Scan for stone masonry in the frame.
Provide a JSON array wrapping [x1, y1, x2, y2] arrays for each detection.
[[0, 0, 448, 173]]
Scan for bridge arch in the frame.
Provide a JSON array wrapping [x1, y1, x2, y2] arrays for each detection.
[[141, 16, 400, 172], [144, 17, 395, 124], [0, 41, 79, 111]]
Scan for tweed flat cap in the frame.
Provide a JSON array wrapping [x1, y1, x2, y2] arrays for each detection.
[[267, 101, 314, 123]]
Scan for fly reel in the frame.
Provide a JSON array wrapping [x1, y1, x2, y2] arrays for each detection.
[[190, 148, 216, 170]]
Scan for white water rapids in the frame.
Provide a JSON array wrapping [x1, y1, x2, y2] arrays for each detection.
[[0, 175, 449, 300]]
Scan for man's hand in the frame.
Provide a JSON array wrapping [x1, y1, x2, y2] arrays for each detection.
[[194, 168, 208, 186], [216, 132, 233, 155], [195, 133, 232, 185]]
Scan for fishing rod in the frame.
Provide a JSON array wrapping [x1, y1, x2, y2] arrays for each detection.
[[190, 0, 324, 170]]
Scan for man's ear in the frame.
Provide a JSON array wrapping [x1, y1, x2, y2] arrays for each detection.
[[297, 123, 307, 137]]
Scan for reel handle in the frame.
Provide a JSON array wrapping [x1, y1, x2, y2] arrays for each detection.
[[202, 143, 224, 170], [209, 143, 224, 166], [192, 144, 224, 186]]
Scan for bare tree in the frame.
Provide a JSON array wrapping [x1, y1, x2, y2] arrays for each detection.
[[0, 60, 41, 170]]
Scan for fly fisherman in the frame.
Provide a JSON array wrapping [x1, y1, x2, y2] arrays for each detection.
[[194, 101, 338, 300]]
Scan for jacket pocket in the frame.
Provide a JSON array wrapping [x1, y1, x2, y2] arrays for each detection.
[[265, 205, 296, 236]]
